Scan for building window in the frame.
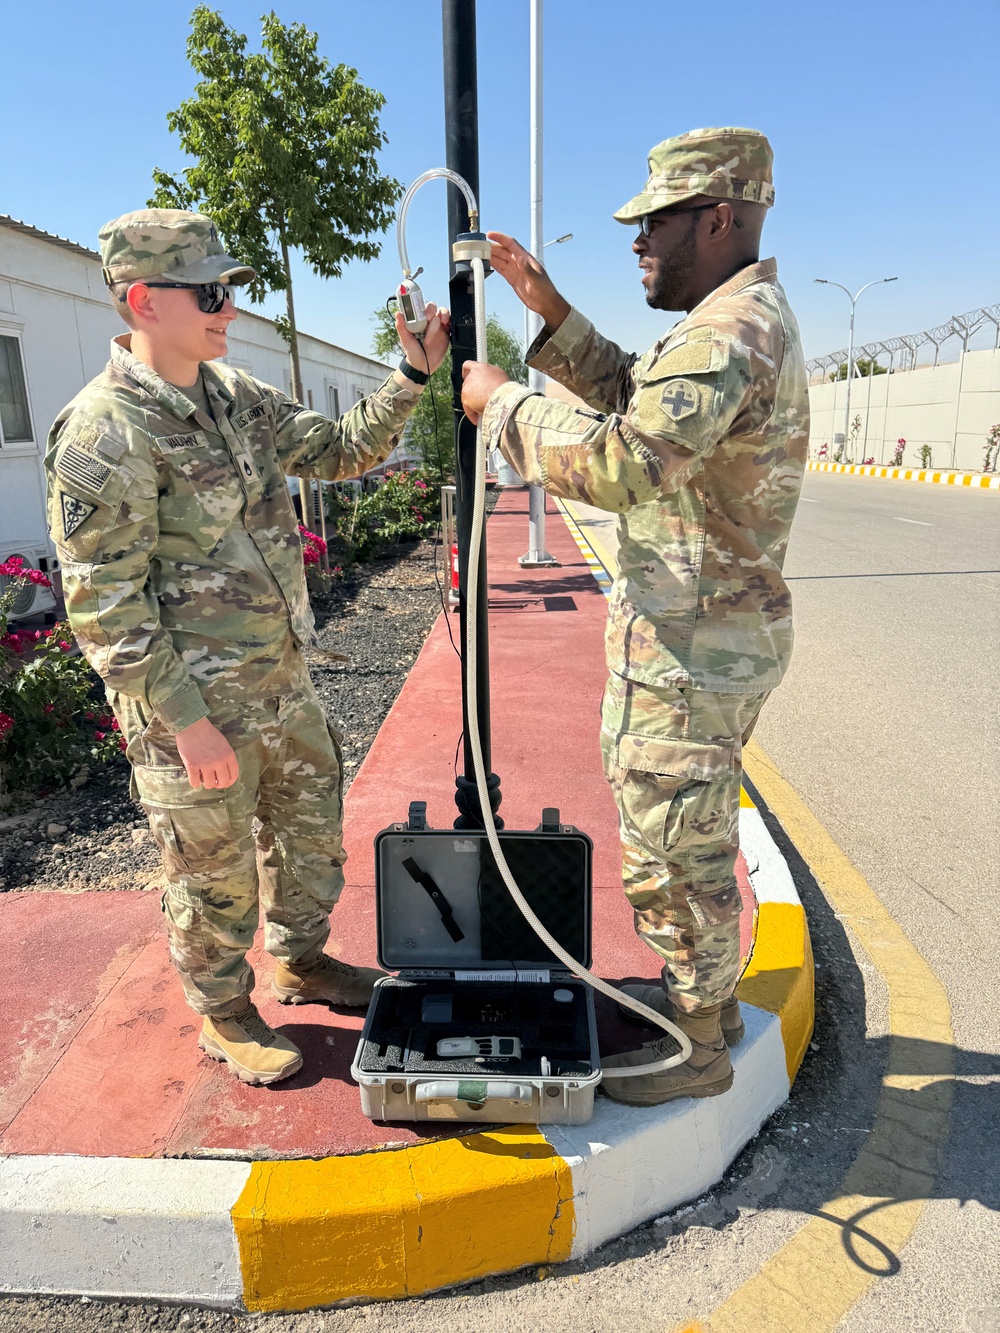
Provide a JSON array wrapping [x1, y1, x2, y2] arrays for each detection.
[[327, 384, 340, 418], [307, 388, 314, 409], [0, 334, 33, 445], [354, 385, 366, 406]]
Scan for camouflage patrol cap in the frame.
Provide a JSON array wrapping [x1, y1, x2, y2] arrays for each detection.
[[98, 209, 256, 287], [614, 127, 774, 225]]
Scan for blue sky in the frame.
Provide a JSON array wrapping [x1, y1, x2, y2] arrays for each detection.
[[2, 0, 997, 366]]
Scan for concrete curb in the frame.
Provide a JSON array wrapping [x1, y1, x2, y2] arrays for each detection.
[[0, 503, 815, 1313], [0, 771, 812, 1315], [807, 459, 1000, 488]]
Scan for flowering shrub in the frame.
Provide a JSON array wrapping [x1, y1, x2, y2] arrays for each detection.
[[984, 425, 999, 474], [817, 443, 829, 460], [298, 524, 327, 566], [326, 468, 441, 564], [0, 558, 120, 798], [890, 438, 906, 467]]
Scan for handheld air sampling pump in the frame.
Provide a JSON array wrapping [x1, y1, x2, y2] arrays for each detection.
[[387, 169, 693, 1084]]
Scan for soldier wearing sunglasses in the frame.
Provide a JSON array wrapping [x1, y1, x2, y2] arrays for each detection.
[[462, 128, 808, 1108], [45, 209, 451, 1086]]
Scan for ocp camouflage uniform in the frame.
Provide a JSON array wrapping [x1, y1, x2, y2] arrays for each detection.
[[47, 333, 422, 1015], [481, 129, 808, 1010]]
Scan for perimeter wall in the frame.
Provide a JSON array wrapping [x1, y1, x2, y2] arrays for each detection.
[[807, 347, 999, 471]]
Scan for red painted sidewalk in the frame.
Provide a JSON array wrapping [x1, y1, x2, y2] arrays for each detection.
[[0, 492, 752, 1159]]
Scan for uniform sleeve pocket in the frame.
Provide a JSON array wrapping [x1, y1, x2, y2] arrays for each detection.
[[615, 734, 734, 781]]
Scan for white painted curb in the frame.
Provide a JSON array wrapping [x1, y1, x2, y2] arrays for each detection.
[[549, 1003, 788, 1257], [0, 1156, 250, 1306]]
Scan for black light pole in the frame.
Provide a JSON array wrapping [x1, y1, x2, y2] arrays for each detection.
[[442, 0, 502, 831]]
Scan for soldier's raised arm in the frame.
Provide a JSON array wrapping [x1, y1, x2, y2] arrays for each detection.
[[272, 305, 451, 481], [465, 326, 765, 513], [488, 232, 639, 415]]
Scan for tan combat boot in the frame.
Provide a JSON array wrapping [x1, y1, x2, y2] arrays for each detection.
[[199, 1002, 303, 1085], [617, 985, 745, 1046], [602, 1002, 733, 1107], [272, 953, 386, 1008]]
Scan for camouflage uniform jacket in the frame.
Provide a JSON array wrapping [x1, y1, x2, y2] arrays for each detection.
[[46, 336, 422, 734], [481, 259, 808, 694]]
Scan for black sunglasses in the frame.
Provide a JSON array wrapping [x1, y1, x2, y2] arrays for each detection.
[[639, 202, 741, 236], [130, 281, 234, 314]]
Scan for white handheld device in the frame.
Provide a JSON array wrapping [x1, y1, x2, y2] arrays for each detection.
[[436, 1036, 522, 1059], [397, 278, 427, 335]]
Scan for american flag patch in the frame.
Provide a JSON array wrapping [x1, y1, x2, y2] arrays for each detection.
[[55, 444, 114, 494]]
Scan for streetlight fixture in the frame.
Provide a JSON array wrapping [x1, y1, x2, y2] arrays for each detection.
[[814, 276, 897, 461]]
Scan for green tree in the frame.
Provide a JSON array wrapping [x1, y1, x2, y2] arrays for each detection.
[[829, 358, 887, 381], [149, 6, 400, 402], [371, 307, 528, 478]]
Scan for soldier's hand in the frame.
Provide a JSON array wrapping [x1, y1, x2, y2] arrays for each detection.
[[175, 717, 240, 790], [487, 232, 571, 332], [396, 303, 452, 378], [461, 361, 511, 425]]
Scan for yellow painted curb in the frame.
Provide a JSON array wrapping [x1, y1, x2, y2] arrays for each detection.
[[736, 780, 814, 1085], [233, 1127, 575, 1312], [739, 903, 814, 1085], [704, 740, 955, 1333], [808, 459, 1000, 488]]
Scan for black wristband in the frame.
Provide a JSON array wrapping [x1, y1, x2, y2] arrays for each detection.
[[397, 357, 430, 386]]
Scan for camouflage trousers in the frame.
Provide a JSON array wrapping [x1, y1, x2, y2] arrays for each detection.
[[600, 672, 768, 1012], [113, 670, 345, 1017]]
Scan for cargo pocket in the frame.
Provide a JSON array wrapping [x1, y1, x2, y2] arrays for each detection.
[[131, 763, 238, 883], [687, 882, 742, 928], [613, 734, 736, 860]]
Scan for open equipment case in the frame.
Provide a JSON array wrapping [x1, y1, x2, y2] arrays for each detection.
[[351, 803, 601, 1124]]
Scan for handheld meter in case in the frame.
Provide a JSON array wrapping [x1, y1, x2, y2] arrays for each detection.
[[351, 803, 601, 1124]]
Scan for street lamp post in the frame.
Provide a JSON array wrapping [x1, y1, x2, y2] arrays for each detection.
[[518, 0, 561, 568], [815, 276, 897, 462], [522, 234, 572, 354]]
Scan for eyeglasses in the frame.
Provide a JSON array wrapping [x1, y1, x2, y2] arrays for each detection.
[[639, 202, 726, 236], [131, 281, 234, 314]]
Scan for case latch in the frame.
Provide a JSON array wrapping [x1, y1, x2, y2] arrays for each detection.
[[407, 800, 428, 831], [540, 806, 560, 832]]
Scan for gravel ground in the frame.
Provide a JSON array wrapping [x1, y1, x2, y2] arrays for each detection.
[[0, 535, 454, 895]]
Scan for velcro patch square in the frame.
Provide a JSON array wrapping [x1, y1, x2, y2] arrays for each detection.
[[660, 379, 700, 422]]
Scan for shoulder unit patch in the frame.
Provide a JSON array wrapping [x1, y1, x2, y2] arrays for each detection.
[[659, 379, 700, 422], [61, 493, 97, 538]]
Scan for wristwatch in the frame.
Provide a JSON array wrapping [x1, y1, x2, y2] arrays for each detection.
[[397, 357, 430, 386]]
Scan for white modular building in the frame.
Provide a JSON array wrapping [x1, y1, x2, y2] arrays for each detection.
[[0, 215, 413, 617]]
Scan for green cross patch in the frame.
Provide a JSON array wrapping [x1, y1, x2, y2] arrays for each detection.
[[660, 379, 699, 422]]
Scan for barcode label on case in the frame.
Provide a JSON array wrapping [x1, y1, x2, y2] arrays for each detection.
[[454, 970, 551, 983]]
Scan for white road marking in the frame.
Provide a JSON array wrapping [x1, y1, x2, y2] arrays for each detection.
[[894, 517, 933, 526], [801, 498, 819, 503]]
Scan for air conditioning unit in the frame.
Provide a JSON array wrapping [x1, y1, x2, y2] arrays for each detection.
[[0, 547, 57, 621]]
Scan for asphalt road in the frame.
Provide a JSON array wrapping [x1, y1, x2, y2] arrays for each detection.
[[2, 472, 997, 1332]]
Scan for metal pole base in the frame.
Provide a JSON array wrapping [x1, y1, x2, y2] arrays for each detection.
[[518, 551, 561, 568], [454, 772, 504, 830]]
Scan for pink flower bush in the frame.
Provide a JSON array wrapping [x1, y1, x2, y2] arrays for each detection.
[[1, 562, 119, 792]]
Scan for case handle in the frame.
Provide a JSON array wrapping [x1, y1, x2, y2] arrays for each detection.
[[415, 1080, 535, 1106]]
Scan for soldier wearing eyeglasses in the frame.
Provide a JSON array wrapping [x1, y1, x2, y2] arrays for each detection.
[[461, 128, 809, 1107], [45, 209, 451, 1085]]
